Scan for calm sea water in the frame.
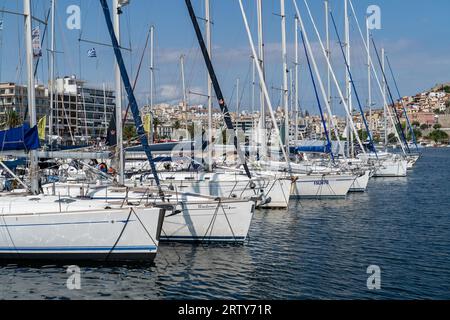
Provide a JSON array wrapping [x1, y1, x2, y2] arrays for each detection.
[[1, 148, 449, 300]]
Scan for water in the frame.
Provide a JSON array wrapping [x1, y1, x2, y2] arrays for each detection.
[[1, 148, 449, 300]]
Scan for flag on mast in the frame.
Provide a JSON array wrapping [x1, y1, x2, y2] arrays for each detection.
[[38, 116, 46, 140]]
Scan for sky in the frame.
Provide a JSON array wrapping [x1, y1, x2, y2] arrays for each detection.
[[1, 0, 450, 116]]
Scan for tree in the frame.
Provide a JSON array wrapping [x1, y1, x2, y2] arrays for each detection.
[[358, 129, 368, 142], [174, 120, 181, 130], [433, 123, 442, 130], [412, 121, 421, 128], [420, 123, 430, 131], [388, 133, 397, 144], [123, 125, 137, 141], [407, 128, 422, 141], [428, 130, 449, 143], [5, 109, 22, 129], [153, 117, 161, 141]]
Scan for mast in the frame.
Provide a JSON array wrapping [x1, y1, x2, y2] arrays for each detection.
[[24, 0, 39, 194], [48, 0, 56, 144], [382, 47, 387, 147], [149, 25, 154, 143], [113, 0, 124, 185], [238, 0, 290, 166], [180, 54, 188, 138], [205, 0, 213, 171], [367, 17, 372, 132], [255, 0, 267, 157], [325, 0, 331, 136], [281, 0, 289, 149], [185, 0, 252, 179], [103, 83, 108, 136], [294, 15, 299, 142], [344, 0, 353, 157], [236, 78, 240, 130]]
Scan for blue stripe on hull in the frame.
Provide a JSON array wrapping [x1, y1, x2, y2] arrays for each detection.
[[160, 236, 246, 242]]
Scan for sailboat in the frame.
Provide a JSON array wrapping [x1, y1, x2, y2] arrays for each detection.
[[0, 0, 165, 263]]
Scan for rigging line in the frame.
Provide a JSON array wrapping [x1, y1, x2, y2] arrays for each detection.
[[371, 37, 410, 154], [385, 55, 419, 152], [329, 12, 377, 157], [300, 29, 334, 161], [186, 0, 252, 179], [100, 0, 164, 197], [122, 28, 151, 125]]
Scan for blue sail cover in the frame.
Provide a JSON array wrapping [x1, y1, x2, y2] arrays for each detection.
[[291, 143, 332, 154], [0, 124, 40, 152]]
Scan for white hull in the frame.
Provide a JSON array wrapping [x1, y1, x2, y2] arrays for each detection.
[[135, 172, 291, 209], [161, 198, 255, 242], [0, 195, 164, 262], [349, 170, 371, 192], [82, 186, 256, 243], [373, 159, 408, 177], [291, 174, 356, 198]]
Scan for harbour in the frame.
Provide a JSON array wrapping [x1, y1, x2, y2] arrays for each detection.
[[0, 0, 449, 303], [0, 148, 448, 300]]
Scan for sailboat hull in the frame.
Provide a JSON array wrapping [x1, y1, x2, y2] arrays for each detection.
[[161, 199, 255, 243], [291, 174, 356, 198], [0, 202, 164, 263], [373, 159, 408, 177], [349, 170, 371, 192]]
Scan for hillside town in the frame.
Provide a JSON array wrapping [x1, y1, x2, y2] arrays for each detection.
[[1, 77, 449, 147]]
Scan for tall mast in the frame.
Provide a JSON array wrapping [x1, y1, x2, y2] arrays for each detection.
[[366, 17, 372, 132], [149, 25, 154, 143], [294, 15, 299, 142], [49, 0, 56, 144], [103, 83, 108, 135], [344, 0, 353, 157], [382, 47, 387, 147], [256, 0, 265, 130], [24, 0, 39, 194], [325, 0, 331, 134], [205, 0, 213, 171], [281, 0, 289, 148], [149, 26, 154, 115], [180, 54, 188, 137], [236, 78, 240, 130], [113, 0, 124, 185]]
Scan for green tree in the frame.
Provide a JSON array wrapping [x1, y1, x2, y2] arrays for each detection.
[[412, 121, 421, 127], [123, 125, 137, 141], [428, 130, 449, 143], [407, 128, 422, 141], [433, 123, 442, 130], [153, 117, 161, 141], [5, 109, 22, 129], [358, 129, 368, 142], [420, 123, 430, 131], [174, 120, 181, 130], [388, 133, 397, 144]]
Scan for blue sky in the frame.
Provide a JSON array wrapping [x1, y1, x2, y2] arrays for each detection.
[[1, 0, 450, 116]]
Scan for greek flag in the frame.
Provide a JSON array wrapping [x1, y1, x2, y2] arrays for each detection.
[[87, 48, 97, 58]]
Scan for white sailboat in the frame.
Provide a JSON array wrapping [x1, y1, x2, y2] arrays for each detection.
[[0, 0, 166, 263], [0, 193, 164, 262]]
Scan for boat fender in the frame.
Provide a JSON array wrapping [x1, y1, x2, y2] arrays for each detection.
[[98, 163, 108, 173]]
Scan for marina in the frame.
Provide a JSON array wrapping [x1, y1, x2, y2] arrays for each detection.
[[0, 148, 449, 299], [0, 0, 449, 302]]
